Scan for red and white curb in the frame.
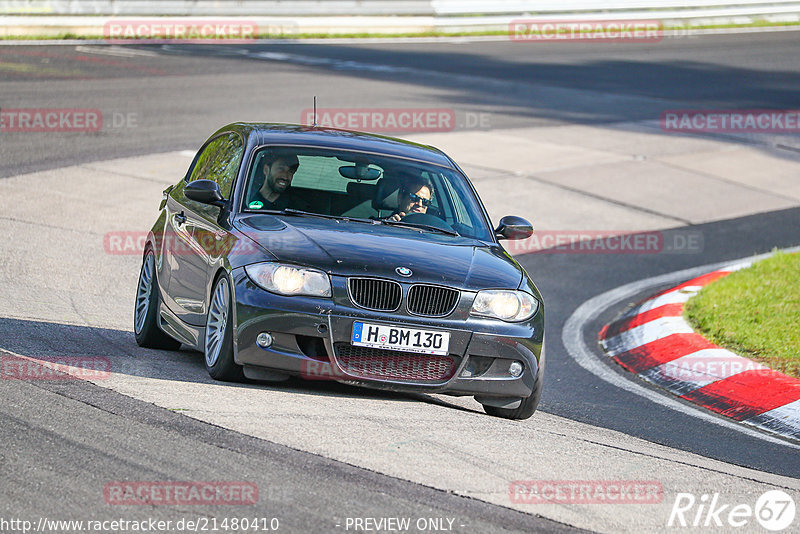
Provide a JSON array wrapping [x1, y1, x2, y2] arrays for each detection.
[[599, 260, 800, 441]]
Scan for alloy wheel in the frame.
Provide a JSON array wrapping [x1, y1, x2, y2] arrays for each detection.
[[134, 253, 154, 334], [205, 278, 230, 368]]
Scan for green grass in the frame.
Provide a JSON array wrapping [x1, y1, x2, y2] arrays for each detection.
[[684, 251, 800, 378], [275, 20, 800, 39], [2, 20, 800, 41]]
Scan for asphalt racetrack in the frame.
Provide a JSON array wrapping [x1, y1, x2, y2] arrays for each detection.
[[1, 32, 799, 533]]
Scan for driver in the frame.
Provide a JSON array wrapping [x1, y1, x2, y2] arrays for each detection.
[[387, 175, 434, 222], [251, 151, 300, 210]]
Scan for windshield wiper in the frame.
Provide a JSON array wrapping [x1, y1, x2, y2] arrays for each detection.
[[268, 209, 378, 225], [381, 220, 460, 237], [277, 208, 338, 220], [266, 209, 458, 235]]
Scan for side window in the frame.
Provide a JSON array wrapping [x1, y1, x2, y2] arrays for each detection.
[[188, 133, 243, 199]]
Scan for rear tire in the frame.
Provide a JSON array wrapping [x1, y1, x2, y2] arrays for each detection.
[[134, 249, 182, 350], [204, 274, 244, 382], [481, 342, 545, 420]]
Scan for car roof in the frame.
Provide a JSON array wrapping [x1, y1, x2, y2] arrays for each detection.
[[218, 123, 456, 169]]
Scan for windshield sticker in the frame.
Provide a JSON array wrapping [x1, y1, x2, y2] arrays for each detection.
[[248, 201, 264, 209]]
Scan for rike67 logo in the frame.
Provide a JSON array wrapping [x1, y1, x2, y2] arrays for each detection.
[[668, 490, 795, 531]]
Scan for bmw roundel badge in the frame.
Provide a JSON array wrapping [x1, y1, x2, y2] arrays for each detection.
[[396, 266, 413, 277]]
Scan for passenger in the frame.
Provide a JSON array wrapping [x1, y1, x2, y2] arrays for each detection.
[[387, 176, 434, 221], [251, 152, 300, 210]]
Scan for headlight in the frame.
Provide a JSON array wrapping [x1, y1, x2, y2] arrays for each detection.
[[471, 290, 539, 322], [244, 263, 331, 297]]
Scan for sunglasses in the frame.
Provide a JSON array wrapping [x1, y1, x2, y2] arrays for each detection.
[[407, 192, 432, 206]]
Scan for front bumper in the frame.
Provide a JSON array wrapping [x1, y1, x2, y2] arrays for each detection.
[[231, 268, 544, 399]]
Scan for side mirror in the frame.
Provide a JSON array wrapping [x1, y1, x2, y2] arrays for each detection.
[[185, 180, 226, 207], [495, 215, 533, 240]]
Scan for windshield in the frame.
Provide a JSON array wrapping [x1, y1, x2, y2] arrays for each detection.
[[241, 145, 493, 241]]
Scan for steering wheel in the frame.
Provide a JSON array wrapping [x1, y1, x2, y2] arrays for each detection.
[[400, 212, 457, 233]]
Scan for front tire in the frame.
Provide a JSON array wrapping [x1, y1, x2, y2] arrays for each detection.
[[482, 342, 545, 420], [204, 274, 244, 382], [134, 249, 182, 350]]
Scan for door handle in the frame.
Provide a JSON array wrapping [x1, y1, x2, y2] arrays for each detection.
[[175, 212, 186, 225]]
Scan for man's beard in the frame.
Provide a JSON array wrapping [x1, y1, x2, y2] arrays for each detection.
[[271, 176, 290, 191]]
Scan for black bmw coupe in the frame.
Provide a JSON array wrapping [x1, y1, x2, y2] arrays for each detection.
[[135, 123, 545, 419]]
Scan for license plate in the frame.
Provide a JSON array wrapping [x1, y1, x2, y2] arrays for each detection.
[[351, 322, 450, 356]]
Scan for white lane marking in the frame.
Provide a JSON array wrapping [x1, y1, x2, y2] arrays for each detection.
[[74, 45, 160, 57], [602, 317, 694, 356], [246, 49, 407, 73], [562, 248, 800, 449]]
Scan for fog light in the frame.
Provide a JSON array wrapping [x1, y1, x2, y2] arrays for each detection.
[[256, 332, 273, 348], [509, 361, 523, 378]]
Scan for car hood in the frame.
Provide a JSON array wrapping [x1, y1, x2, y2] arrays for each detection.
[[235, 214, 523, 291]]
